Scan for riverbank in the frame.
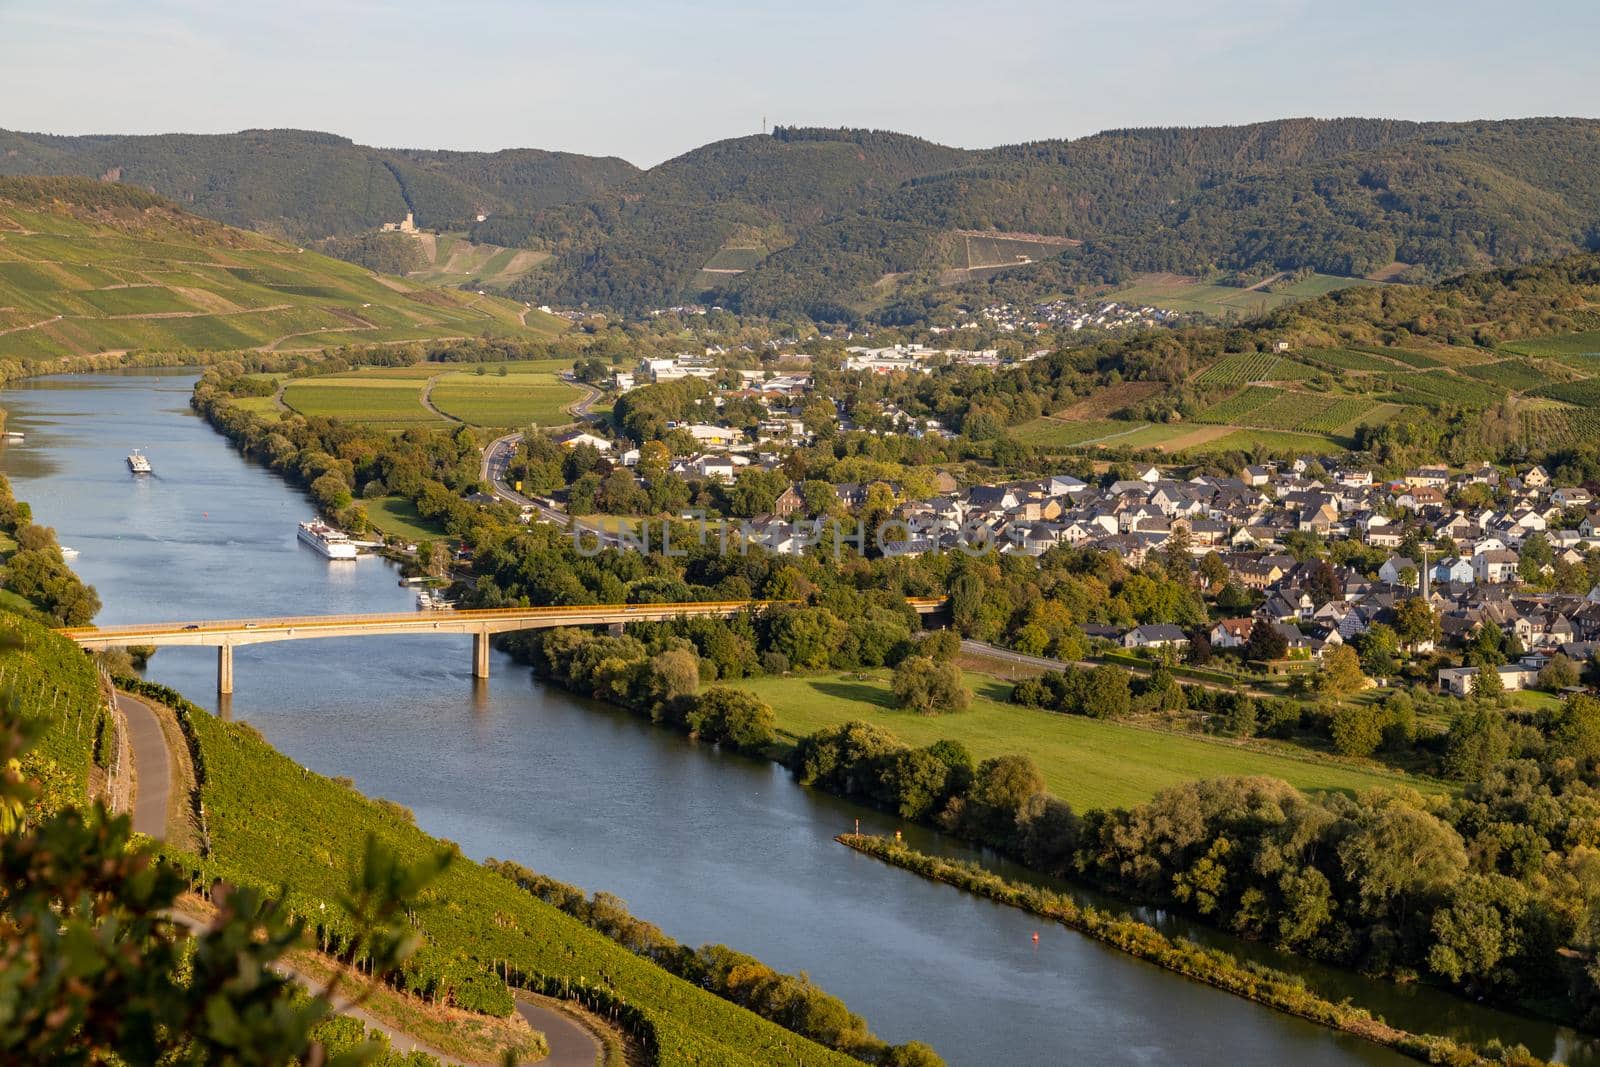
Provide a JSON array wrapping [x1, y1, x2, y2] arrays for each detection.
[[11, 369, 1578, 1066], [837, 834, 1546, 1067]]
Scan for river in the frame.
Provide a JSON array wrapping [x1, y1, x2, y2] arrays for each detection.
[[2, 370, 1592, 1066]]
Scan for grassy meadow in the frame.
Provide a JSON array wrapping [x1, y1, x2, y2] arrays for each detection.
[[734, 670, 1432, 812], [274, 361, 582, 430]]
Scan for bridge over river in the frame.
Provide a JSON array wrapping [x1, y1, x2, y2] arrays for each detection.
[[60, 598, 949, 693]]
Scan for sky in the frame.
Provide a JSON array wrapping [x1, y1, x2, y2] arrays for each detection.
[[3, 0, 1598, 168]]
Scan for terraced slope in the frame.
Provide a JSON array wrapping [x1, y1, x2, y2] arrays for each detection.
[[0, 177, 565, 363]]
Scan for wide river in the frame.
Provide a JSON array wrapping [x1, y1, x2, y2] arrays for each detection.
[[4, 371, 1594, 1066]]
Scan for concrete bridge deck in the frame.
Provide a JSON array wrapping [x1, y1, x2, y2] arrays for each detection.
[[59, 598, 948, 693]]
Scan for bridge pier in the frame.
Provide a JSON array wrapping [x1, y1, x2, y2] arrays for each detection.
[[217, 644, 234, 695], [473, 631, 490, 679]]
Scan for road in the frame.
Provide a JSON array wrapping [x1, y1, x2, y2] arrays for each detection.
[[134, 702, 606, 1065], [478, 373, 604, 531], [481, 430, 623, 547], [115, 691, 171, 839], [515, 995, 604, 1067]]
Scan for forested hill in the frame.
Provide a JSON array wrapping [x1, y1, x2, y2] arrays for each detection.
[[9, 118, 1600, 320], [0, 127, 638, 240], [715, 118, 1600, 320]]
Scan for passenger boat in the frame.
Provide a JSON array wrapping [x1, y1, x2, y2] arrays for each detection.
[[297, 519, 358, 559], [127, 449, 152, 474]]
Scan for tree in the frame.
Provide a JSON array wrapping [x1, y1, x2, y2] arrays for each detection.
[[1393, 597, 1440, 648], [1427, 874, 1526, 988], [1308, 560, 1340, 605], [887, 747, 957, 821], [964, 755, 1046, 848], [1354, 623, 1400, 677], [1082, 665, 1131, 719], [1443, 706, 1511, 779], [1475, 663, 1505, 702], [1198, 552, 1229, 591], [1246, 621, 1289, 662], [918, 629, 961, 662], [769, 606, 847, 670], [1519, 532, 1553, 584], [0, 695, 446, 1064], [1216, 582, 1254, 613], [884, 1042, 945, 1067], [1330, 702, 1385, 757], [1337, 794, 1467, 918], [1316, 645, 1368, 696], [646, 648, 700, 706], [892, 656, 971, 714], [686, 687, 775, 749], [1539, 653, 1581, 691]]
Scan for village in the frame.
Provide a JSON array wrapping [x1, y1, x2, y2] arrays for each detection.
[[546, 357, 1600, 702]]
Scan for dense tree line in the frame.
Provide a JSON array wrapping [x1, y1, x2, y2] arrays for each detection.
[[0, 476, 98, 625], [781, 692, 1600, 1028]]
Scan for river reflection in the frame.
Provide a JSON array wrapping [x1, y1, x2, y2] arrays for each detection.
[[2, 371, 1589, 1066]]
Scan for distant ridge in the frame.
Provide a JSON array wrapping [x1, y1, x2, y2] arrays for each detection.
[[5, 118, 1600, 319]]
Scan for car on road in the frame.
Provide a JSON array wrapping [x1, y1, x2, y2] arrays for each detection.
[[182, 624, 200, 631]]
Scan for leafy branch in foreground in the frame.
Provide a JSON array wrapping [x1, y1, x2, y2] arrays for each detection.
[[0, 672, 447, 1065]]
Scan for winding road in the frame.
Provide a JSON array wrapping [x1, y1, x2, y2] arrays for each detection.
[[118, 689, 606, 1065], [115, 691, 171, 839], [516, 996, 603, 1067]]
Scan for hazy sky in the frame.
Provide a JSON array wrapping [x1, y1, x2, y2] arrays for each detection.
[[4, 0, 1597, 167]]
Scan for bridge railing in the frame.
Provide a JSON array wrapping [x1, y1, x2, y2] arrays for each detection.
[[57, 596, 948, 641]]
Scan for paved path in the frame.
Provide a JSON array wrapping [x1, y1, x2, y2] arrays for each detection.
[[168, 908, 475, 1065], [115, 691, 171, 839], [515, 995, 603, 1067], [421, 372, 465, 424], [134, 695, 603, 1063]]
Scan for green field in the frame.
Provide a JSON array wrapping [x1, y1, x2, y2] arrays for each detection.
[[1387, 370, 1505, 408], [1009, 417, 1141, 448], [1193, 385, 1412, 436], [735, 671, 1432, 812], [0, 181, 567, 362], [1109, 272, 1378, 318], [280, 378, 439, 428], [1500, 330, 1600, 359], [1459, 358, 1552, 390], [1297, 347, 1407, 372], [1185, 428, 1349, 455], [275, 361, 581, 430], [364, 495, 447, 541], [407, 232, 552, 289], [1193, 352, 1320, 386], [428, 371, 582, 427]]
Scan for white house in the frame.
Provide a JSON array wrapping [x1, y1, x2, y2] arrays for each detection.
[[1437, 664, 1540, 696], [1210, 618, 1254, 649], [1473, 549, 1521, 584], [1122, 624, 1190, 651], [555, 430, 612, 453]]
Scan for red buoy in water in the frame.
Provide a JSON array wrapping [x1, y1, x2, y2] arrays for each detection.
[[1031, 932, 1039, 944]]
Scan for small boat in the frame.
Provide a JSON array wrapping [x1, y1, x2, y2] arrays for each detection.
[[3, 431, 23, 441], [127, 449, 152, 474], [59, 546, 79, 560]]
